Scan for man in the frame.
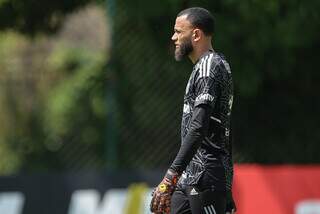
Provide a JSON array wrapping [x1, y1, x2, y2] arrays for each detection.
[[150, 7, 236, 214]]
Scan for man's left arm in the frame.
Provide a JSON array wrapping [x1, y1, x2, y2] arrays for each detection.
[[169, 104, 212, 174], [150, 104, 212, 214]]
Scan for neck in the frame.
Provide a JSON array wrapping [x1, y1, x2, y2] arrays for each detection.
[[189, 42, 213, 64]]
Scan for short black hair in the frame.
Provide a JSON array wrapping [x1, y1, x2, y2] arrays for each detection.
[[177, 7, 215, 36]]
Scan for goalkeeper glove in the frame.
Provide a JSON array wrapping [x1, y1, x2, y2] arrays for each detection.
[[150, 169, 179, 214]]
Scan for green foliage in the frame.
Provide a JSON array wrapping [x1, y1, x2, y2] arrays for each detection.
[[0, 5, 108, 174], [45, 45, 106, 138], [0, 0, 96, 35]]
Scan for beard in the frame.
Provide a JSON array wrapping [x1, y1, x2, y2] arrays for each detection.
[[174, 37, 193, 61]]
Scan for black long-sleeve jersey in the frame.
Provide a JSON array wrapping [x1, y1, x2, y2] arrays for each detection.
[[170, 50, 234, 192]]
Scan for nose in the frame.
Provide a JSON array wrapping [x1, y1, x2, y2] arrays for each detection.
[[171, 33, 177, 41]]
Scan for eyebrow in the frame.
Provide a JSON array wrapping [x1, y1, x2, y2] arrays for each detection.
[[174, 28, 182, 33]]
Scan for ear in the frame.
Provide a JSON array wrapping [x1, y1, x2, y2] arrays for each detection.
[[192, 29, 202, 42]]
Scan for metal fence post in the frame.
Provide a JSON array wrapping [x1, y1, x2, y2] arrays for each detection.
[[105, 0, 117, 169]]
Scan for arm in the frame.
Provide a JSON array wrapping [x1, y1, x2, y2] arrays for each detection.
[[226, 126, 236, 213], [150, 105, 212, 214], [169, 104, 212, 174], [169, 61, 219, 174]]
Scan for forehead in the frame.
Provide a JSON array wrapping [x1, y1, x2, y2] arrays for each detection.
[[174, 15, 193, 30]]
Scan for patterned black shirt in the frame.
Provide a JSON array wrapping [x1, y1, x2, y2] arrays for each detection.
[[170, 50, 234, 191]]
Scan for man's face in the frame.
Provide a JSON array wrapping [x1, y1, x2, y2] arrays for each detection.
[[171, 15, 194, 61]]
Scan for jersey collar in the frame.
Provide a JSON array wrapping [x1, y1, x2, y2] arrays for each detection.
[[194, 49, 214, 66], [193, 49, 214, 70]]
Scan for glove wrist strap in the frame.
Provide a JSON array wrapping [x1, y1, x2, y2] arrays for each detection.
[[165, 169, 179, 185]]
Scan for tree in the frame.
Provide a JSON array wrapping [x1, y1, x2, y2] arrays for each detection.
[[0, 0, 100, 35]]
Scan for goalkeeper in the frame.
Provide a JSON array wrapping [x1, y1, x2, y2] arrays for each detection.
[[150, 7, 236, 214]]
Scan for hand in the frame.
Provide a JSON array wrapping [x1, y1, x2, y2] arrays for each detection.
[[225, 190, 236, 214], [150, 170, 179, 214]]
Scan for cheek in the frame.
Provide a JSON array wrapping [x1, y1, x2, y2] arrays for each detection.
[[178, 35, 185, 42], [179, 35, 189, 44]]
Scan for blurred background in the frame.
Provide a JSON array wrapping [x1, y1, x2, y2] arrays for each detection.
[[0, 0, 319, 214]]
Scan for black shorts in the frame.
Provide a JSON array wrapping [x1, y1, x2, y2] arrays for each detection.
[[170, 185, 226, 214]]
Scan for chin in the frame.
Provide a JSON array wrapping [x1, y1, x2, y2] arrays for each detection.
[[175, 54, 183, 61]]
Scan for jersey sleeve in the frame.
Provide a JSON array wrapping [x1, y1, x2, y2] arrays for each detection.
[[169, 104, 212, 174], [194, 60, 220, 108]]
